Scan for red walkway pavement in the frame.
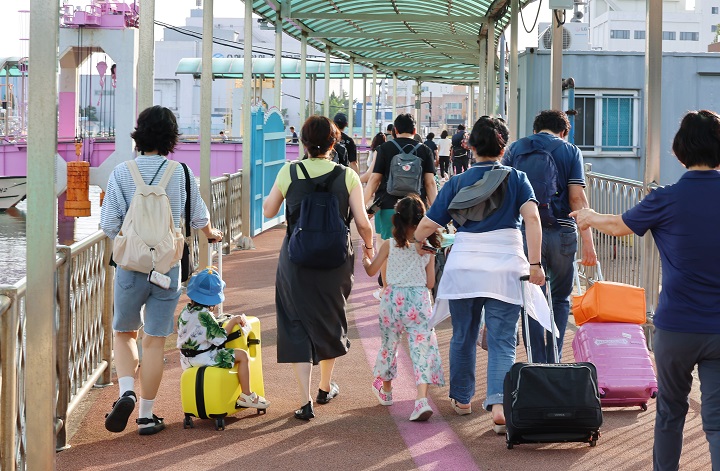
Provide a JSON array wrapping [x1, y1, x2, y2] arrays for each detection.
[[56, 227, 711, 471]]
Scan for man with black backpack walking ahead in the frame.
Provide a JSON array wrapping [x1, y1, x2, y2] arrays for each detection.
[[364, 113, 438, 296], [333, 113, 359, 174], [502, 110, 597, 363]]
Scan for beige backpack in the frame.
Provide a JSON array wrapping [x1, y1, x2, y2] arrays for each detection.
[[113, 160, 184, 274]]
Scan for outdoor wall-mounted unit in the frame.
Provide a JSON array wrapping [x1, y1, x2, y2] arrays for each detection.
[[538, 22, 591, 51]]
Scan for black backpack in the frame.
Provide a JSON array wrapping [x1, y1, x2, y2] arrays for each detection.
[[287, 162, 351, 269], [508, 136, 564, 227], [331, 142, 349, 167]]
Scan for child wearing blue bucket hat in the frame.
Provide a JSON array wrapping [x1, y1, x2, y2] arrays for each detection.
[[177, 268, 269, 410]]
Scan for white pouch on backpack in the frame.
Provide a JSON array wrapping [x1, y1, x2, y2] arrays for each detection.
[[113, 160, 184, 274]]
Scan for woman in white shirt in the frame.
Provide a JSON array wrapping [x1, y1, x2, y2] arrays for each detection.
[[436, 130, 452, 179]]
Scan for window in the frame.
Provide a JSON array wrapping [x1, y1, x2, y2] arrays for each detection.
[[713, 25, 718, 33], [634, 30, 645, 40], [610, 29, 630, 39], [663, 31, 676, 40], [712, 6, 719, 13], [680, 32, 699, 41], [567, 90, 639, 155], [446, 102, 462, 109]]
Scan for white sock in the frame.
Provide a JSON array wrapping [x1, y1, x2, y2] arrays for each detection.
[[118, 376, 136, 400], [137, 398, 154, 427]]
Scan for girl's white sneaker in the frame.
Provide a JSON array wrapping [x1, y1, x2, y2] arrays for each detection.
[[409, 398, 433, 421]]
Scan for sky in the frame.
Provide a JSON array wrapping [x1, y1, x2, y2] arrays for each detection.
[[0, 0, 549, 67]]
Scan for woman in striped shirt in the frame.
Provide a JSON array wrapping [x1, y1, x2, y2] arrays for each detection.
[[100, 106, 223, 436]]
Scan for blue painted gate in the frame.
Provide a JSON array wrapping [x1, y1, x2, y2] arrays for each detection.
[[251, 107, 286, 236]]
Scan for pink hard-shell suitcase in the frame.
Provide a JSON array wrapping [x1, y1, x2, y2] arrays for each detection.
[[572, 322, 658, 410]]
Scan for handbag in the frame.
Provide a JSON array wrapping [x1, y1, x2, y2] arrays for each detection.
[[572, 261, 646, 326], [180, 163, 194, 282]]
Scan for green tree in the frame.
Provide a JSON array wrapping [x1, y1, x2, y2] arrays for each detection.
[[79, 105, 98, 121], [304, 91, 350, 118]]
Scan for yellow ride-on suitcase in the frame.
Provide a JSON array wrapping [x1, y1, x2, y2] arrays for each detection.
[[180, 315, 266, 430]]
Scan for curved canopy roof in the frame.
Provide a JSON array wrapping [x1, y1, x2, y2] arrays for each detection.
[[176, 57, 374, 78], [252, 0, 530, 84]]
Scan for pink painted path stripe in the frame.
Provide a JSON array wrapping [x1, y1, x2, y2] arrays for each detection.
[[350, 256, 480, 471]]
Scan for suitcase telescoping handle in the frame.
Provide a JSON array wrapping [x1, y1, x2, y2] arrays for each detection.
[[208, 242, 223, 315], [519, 275, 559, 364], [573, 259, 604, 295]]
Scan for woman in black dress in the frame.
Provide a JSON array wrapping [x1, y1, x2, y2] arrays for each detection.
[[263, 115, 375, 420]]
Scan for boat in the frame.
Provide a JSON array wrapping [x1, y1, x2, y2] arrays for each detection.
[[0, 176, 27, 210]]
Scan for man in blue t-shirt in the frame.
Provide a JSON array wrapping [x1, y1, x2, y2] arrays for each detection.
[[503, 110, 597, 363], [569, 108, 720, 471]]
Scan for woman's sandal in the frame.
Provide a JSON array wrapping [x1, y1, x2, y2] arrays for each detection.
[[236, 392, 270, 410], [450, 399, 472, 416], [492, 423, 507, 435]]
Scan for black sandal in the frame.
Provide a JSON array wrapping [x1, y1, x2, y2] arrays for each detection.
[[294, 401, 315, 420], [136, 414, 166, 436], [316, 382, 340, 404], [104, 391, 136, 433]]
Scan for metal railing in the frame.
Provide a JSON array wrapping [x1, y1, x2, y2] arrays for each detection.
[[584, 164, 661, 326], [0, 171, 244, 470]]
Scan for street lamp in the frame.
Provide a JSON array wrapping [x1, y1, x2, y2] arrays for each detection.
[[421, 91, 432, 131]]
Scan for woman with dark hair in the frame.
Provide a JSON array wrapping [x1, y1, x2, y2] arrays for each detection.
[[437, 129, 452, 179], [360, 132, 387, 184], [100, 105, 222, 436], [571, 110, 720, 470], [263, 115, 374, 420], [413, 116, 545, 433]]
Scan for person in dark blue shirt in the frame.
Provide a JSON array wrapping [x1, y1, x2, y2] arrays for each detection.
[[571, 110, 720, 471], [503, 110, 597, 363]]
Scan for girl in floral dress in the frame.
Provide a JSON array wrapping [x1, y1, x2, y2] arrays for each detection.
[[361, 194, 445, 421], [177, 268, 269, 410]]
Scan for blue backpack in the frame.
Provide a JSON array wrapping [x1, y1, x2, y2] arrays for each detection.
[[509, 136, 565, 227], [287, 162, 351, 269]]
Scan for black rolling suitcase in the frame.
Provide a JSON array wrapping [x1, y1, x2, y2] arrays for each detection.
[[504, 275, 602, 449]]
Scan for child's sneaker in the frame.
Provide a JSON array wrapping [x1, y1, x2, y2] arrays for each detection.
[[372, 377, 393, 406], [409, 398, 433, 422]]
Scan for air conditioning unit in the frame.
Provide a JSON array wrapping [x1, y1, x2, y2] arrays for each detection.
[[538, 22, 591, 51]]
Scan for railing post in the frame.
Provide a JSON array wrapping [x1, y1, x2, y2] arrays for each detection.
[[0, 291, 18, 471], [99, 237, 114, 386], [224, 173, 232, 254], [55, 246, 72, 451]]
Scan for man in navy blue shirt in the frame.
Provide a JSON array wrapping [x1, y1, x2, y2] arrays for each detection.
[[571, 110, 720, 471], [503, 110, 597, 363], [451, 124, 469, 174]]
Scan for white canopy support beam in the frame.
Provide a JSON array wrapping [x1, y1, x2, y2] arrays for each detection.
[[325, 49, 331, 117], [392, 73, 398, 123], [199, 0, 213, 267], [26, 0, 59, 466], [241, 0, 253, 241], [348, 58, 354, 133], [371, 67, 377, 139], [478, 38, 487, 118], [274, 17, 282, 108], [137, 0, 155, 112], [508, 0, 519, 142], [550, 9, 564, 110], [299, 32, 307, 130], [486, 19, 496, 116]]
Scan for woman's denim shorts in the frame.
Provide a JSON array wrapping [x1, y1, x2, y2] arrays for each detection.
[[113, 265, 181, 337]]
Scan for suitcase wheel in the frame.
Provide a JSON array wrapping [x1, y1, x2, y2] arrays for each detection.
[[506, 441, 513, 450], [641, 403, 648, 412], [651, 390, 658, 399], [256, 408, 267, 415], [183, 416, 194, 429], [590, 439, 597, 447], [215, 417, 225, 431]]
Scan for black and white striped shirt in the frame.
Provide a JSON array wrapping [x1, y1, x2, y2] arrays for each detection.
[[100, 155, 210, 240]]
